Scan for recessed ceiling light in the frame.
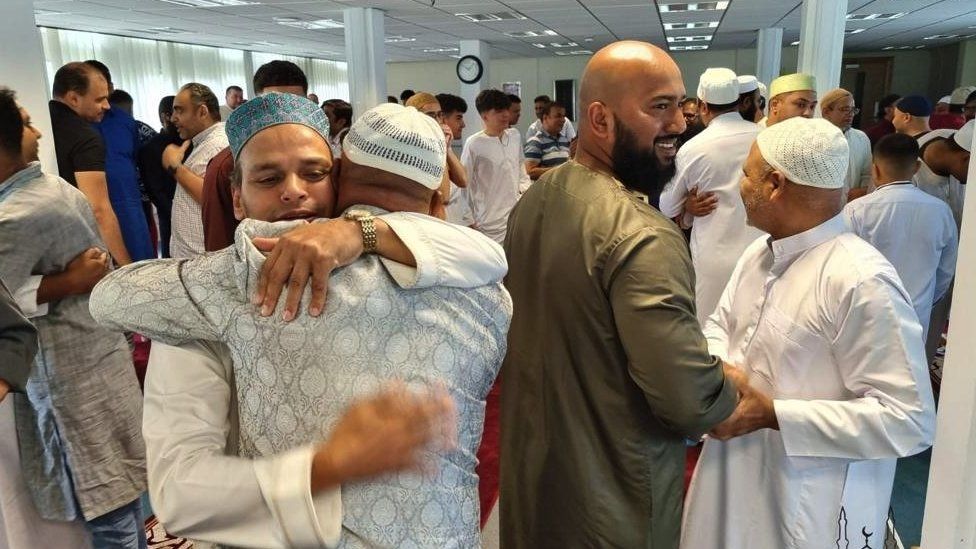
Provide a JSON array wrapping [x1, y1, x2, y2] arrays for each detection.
[[532, 43, 547, 49], [456, 11, 526, 22], [670, 45, 710, 51], [583, 37, 594, 42], [658, 2, 729, 13], [845, 13, 906, 20], [505, 30, 558, 38], [274, 17, 343, 30], [385, 36, 416, 43], [158, 0, 259, 6], [844, 28, 865, 35], [663, 21, 720, 30], [422, 47, 460, 53], [923, 34, 959, 40], [666, 35, 713, 42], [554, 49, 592, 56], [148, 26, 188, 33], [550, 41, 579, 48], [791, 40, 800, 46]]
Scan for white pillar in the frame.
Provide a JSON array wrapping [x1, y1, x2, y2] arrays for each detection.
[[343, 7, 386, 118], [797, 0, 847, 100], [921, 130, 976, 548], [243, 50, 255, 99], [459, 40, 491, 142], [0, 0, 58, 174], [756, 27, 783, 87]]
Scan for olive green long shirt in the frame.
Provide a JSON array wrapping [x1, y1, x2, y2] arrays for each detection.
[[500, 160, 738, 549]]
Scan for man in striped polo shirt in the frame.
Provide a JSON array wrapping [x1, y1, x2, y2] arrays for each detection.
[[524, 101, 572, 180]]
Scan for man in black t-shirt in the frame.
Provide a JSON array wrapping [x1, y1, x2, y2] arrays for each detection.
[[49, 62, 132, 265], [138, 96, 181, 257]]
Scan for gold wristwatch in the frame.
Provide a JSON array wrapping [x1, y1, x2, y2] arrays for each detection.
[[344, 209, 377, 253]]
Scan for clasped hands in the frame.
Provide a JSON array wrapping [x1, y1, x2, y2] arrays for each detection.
[[709, 363, 779, 441]]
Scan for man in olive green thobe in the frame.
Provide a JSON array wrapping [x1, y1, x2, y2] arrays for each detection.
[[500, 41, 742, 549]]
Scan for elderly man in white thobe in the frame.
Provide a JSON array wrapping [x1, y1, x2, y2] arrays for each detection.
[[681, 117, 936, 549], [844, 132, 957, 341], [820, 88, 873, 202], [660, 67, 763, 324]]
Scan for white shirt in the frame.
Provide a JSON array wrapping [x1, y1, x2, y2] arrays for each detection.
[[844, 182, 957, 339], [171, 122, 228, 259], [682, 215, 936, 549], [92, 212, 508, 548], [459, 128, 532, 244], [527, 118, 576, 142], [844, 127, 873, 194], [659, 111, 764, 324]]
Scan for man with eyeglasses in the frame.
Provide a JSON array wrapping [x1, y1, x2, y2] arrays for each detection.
[[758, 72, 817, 129], [821, 88, 873, 201]]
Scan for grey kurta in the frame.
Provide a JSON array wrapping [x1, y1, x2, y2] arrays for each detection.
[[0, 163, 145, 521], [0, 279, 37, 392], [500, 160, 738, 548]]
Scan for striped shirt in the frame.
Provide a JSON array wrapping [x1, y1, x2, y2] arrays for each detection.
[[524, 129, 571, 168]]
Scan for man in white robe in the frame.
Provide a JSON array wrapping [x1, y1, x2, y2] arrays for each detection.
[[682, 117, 936, 549]]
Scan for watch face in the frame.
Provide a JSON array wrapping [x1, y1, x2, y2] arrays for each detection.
[[457, 56, 482, 84]]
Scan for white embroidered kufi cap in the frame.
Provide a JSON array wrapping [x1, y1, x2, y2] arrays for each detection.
[[697, 67, 740, 105], [737, 75, 759, 94], [342, 103, 446, 190], [756, 117, 849, 189]]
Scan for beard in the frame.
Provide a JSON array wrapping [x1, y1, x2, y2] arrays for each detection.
[[610, 114, 678, 201]]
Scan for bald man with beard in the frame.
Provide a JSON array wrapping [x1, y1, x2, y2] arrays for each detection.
[[500, 41, 752, 548]]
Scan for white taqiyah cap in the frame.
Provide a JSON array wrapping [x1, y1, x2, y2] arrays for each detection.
[[697, 67, 740, 105], [342, 103, 446, 190], [737, 75, 759, 94], [937, 95, 952, 105], [756, 117, 849, 189]]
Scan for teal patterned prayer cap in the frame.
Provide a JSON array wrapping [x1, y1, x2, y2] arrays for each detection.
[[226, 91, 330, 160]]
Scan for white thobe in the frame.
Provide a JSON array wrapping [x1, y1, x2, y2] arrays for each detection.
[[112, 212, 508, 549], [459, 128, 532, 243], [682, 215, 936, 549], [844, 182, 958, 339], [844, 127, 873, 195], [659, 112, 764, 324]]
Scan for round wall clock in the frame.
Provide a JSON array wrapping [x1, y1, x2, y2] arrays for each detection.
[[456, 55, 484, 84]]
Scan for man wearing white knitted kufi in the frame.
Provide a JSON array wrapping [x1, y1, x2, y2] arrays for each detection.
[[681, 117, 936, 549], [660, 67, 763, 324], [91, 98, 512, 548]]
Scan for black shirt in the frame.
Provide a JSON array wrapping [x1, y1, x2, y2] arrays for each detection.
[[49, 100, 106, 186]]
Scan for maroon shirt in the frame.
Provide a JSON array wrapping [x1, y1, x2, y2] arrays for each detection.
[[201, 147, 239, 251], [929, 113, 966, 131], [864, 118, 895, 147]]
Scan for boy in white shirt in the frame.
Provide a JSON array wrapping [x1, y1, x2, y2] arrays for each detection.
[[458, 89, 532, 243]]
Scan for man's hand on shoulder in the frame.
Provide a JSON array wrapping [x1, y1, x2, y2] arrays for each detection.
[[685, 186, 718, 218], [251, 218, 365, 321], [310, 382, 457, 492]]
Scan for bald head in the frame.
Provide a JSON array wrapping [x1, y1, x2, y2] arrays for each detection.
[[579, 41, 683, 119], [575, 41, 686, 196]]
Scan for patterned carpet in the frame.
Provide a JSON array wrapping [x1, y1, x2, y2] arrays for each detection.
[[146, 516, 192, 548]]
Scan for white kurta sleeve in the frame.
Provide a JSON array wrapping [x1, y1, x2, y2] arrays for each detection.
[[144, 341, 341, 549], [377, 212, 507, 289], [14, 275, 47, 319], [934, 216, 958, 303], [658, 157, 690, 220], [775, 273, 937, 461], [702, 252, 742, 361]]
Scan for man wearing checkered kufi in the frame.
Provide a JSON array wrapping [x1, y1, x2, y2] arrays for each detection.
[[681, 117, 936, 549], [91, 95, 511, 548]]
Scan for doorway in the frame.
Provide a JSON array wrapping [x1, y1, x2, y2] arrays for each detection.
[[840, 57, 893, 130]]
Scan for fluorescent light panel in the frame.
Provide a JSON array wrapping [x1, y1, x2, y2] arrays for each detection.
[[844, 28, 865, 35], [663, 21, 719, 30], [658, 2, 729, 13], [845, 13, 906, 20], [505, 30, 558, 38], [158, 0, 259, 6], [274, 17, 343, 30], [670, 45, 709, 50], [455, 12, 526, 22], [422, 47, 459, 53], [554, 49, 592, 56], [385, 36, 415, 43], [550, 41, 579, 48], [666, 35, 712, 42], [923, 34, 958, 40]]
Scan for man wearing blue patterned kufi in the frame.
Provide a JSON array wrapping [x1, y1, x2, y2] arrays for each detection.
[[91, 95, 511, 548]]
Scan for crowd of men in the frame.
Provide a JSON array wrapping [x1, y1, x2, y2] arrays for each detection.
[[0, 38, 972, 549]]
